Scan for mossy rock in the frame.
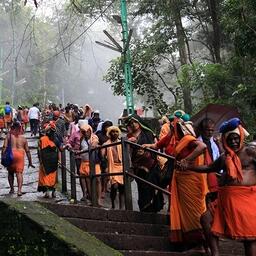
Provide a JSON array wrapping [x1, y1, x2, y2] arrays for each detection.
[[0, 199, 123, 256]]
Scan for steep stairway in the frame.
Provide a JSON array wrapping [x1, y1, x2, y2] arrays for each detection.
[[42, 202, 244, 256]]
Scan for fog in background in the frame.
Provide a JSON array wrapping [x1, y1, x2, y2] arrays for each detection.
[[66, 25, 125, 123], [0, 1, 125, 124], [39, 1, 125, 123]]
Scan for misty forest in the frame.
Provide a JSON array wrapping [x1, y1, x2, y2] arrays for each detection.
[[0, 0, 256, 129]]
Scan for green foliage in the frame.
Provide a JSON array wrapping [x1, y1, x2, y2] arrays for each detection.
[[104, 51, 169, 114], [221, 0, 256, 57]]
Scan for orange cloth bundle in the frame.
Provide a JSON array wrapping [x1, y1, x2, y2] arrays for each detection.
[[212, 185, 256, 240], [8, 149, 25, 173]]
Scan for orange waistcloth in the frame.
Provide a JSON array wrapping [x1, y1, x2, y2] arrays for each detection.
[[170, 135, 208, 243], [8, 149, 25, 173], [212, 185, 256, 240], [109, 162, 123, 185], [4, 114, 12, 123], [38, 164, 57, 189], [22, 115, 29, 123], [0, 118, 4, 129], [80, 160, 101, 176]]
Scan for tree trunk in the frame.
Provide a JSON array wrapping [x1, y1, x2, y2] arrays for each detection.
[[207, 0, 222, 64], [170, 0, 192, 113]]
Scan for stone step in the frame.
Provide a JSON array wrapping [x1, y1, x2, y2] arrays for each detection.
[[65, 217, 169, 237], [219, 240, 244, 255], [42, 202, 169, 225], [89, 232, 172, 251], [120, 250, 205, 256], [42, 202, 245, 256]]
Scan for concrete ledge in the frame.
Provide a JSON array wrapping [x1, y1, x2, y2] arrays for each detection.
[[0, 199, 123, 256]]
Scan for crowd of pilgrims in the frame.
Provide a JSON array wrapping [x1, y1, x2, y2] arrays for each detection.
[[1, 101, 256, 256]]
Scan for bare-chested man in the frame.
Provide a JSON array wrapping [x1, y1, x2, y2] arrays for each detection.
[[102, 126, 124, 209], [2, 121, 34, 196], [180, 118, 256, 256]]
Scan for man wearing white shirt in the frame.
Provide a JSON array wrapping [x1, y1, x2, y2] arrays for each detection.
[[28, 103, 40, 136], [197, 118, 222, 255]]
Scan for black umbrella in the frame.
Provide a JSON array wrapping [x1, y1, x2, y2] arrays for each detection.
[[191, 103, 243, 134]]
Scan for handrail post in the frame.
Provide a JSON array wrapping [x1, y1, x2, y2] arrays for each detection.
[[89, 150, 97, 207], [70, 151, 77, 203], [122, 137, 133, 210], [61, 150, 67, 193]]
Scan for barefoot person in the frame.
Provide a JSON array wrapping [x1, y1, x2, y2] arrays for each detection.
[[4, 101, 13, 131], [37, 121, 59, 198], [197, 118, 222, 254], [2, 121, 34, 196], [169, 119, 208, 251], [126, 114, 164, 213], [181, 118, 256, 256], [77, 123, 101, 205], [102, 126, 124, 209]]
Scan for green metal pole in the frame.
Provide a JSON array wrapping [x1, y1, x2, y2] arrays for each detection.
[[12, 46, 16, 105], [0, 46, 3, 104], [120, 0, 134, 115]]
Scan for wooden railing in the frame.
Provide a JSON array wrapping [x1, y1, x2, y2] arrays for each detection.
[[58, 138, 174, 210]]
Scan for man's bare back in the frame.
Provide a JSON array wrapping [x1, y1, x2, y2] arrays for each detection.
[[9, 134, 29, 152]]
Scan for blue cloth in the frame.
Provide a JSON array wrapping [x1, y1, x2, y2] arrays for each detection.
[[219, 117, 240, 133]]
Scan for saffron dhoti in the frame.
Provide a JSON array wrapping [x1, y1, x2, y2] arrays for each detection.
[[212, 185, 256, 240], [8, 149, 25, 173], [80, 160, 101, 176]]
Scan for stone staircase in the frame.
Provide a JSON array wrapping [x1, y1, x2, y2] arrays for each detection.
[[42, 202, 245, 256]]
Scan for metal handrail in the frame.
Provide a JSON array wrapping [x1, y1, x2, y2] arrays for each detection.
[[125, 171, 171, 196], [74, 141, 121, 155], [74, 139, 175, 161], [125, 140, 175, 160], [60, 139, 173, 208]]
